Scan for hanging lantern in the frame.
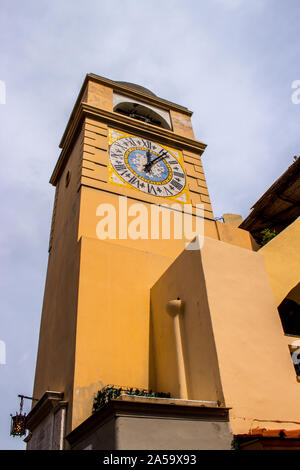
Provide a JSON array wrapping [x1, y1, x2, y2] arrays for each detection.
[[10, 412, 26, 437], [10, 395, 26, 437], [10, 395, 37, 437]]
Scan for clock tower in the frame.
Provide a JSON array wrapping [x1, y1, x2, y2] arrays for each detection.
[[26, 74, 259, 450]]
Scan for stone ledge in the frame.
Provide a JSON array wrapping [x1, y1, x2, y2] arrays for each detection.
[[66, 396, 230, 447], [114, 394, 220, 407], [25, 391, 66, 432]]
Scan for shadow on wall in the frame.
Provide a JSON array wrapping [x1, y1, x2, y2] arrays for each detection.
[[147, 249, 225, 405], [278, 282, 300, 336]]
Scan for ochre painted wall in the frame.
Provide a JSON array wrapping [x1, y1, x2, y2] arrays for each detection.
[[150, 237, 300, 435], [201, 238, 300, 434], [150, 248, 224, 405], [259, 218, 300, 306], [72, 237, 173, 428], [32, 130, 84, 435]]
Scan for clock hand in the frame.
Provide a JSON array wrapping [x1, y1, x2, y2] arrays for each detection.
[[144, 150, 168, 173], [146, 150, 151, 165], [144, 150, 153, 173]]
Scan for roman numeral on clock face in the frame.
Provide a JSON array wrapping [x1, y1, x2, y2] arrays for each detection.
[[128, 175, 138, 185], [163, 187, 173, 196], [141, 139, 151, 149], [115, 142, 128, 151], [173, 171, 185, 179], [147, 184, 157, 195], [115, 164, 127, 171], [110, 152, 122, 159], [126, 137, 136, 146], [170, 179, 183, 191]]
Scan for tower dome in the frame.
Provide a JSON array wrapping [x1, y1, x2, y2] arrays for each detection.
[[115, 81, 157, 97]]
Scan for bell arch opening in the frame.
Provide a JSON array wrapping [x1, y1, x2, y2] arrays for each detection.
[[114, 101, 171, 130]]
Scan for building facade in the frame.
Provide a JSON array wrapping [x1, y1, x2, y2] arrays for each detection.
[[25, 75, 300, 450]]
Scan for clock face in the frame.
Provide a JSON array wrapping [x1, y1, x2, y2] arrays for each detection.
[[109, 130, 188, 201]]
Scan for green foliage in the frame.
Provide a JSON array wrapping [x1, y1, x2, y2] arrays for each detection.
[[92, 385, 171, 413], [260, 228, 277, 246]]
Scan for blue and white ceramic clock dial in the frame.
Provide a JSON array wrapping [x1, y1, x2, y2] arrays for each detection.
[[109, 135, 186, 198]]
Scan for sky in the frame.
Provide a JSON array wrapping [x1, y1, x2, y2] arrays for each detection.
[[0, 0, 299, 449]]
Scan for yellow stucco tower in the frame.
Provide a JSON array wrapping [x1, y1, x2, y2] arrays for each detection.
[[26, 74, 300, 450]]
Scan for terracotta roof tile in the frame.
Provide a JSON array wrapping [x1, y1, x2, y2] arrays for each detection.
[[237, 427, 300, 439]]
